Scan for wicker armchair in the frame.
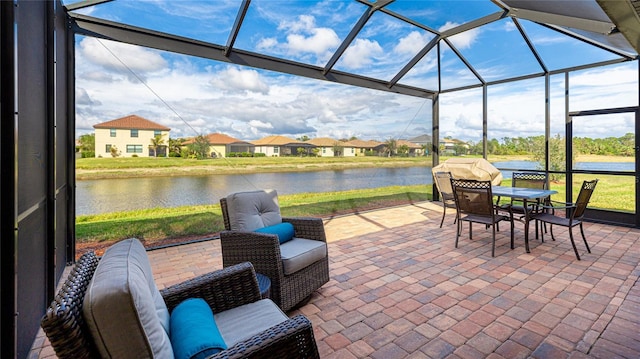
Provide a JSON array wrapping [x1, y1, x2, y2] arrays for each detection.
[[41, 250, 319, 359], [220, 190, 329, 312]]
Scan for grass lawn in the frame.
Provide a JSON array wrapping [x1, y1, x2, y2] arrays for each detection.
[[76, 185, 432, 253], [76, 156, 433, 179]]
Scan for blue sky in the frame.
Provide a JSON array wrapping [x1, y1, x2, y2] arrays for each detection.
[[70, 0, 638, 142]]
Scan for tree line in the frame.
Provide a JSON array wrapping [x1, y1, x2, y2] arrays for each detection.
[[461, 133, 634, 157]]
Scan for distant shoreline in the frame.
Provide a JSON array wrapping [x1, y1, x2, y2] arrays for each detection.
[[75, 154, 632, 180]]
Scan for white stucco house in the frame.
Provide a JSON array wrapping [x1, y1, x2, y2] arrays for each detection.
[[93, 115, 171, 158]]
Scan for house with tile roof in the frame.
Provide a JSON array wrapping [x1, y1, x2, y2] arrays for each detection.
[[407, 134, 432, 155], [251, 135, 314, 157], [182, 133, 254, 158], [305, 137, 355, 157], [396, 140, 424, 157], [93, 115, 170, 158], [441, 138, 470, 155], [344, 139, 385, 156]]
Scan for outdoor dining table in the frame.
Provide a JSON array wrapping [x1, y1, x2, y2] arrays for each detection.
[[492, 185, 558, 253]]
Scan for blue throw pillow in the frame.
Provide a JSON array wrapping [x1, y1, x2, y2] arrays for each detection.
[[170, 298, 227, 359], [254, 222, 295, 244]]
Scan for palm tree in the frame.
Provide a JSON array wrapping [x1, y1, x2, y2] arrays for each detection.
[[188, 134, 211, 159], [168, 138, 184, 157], [384, 138, 397, 157], [150, 134, 165, 157]]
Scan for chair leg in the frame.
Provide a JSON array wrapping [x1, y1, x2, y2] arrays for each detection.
[[550, 224, 556, 241], [579, 223, 591, 253], [568, 228, 581, 260], [439, 205, 446, 228], [469, 222, 473, 239], [455, 218, 461, 248], [491, 224, 496, 257], [510, 219, 515, 250]]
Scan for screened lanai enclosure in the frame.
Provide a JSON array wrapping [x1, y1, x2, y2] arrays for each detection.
[[1, 0, 639, 357]]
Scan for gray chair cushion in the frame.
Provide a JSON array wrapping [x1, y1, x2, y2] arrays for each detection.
[[226, 189, 282, 230], [83, 238, 174, 359], [279, 238, 327, 275], [215, 299, 288, 347]]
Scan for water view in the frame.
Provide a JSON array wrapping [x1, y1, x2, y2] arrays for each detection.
[[76, 160, 633, 215], [76, 166, 434, 215]]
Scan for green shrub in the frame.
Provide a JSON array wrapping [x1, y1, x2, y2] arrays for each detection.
[[81, 151, 95, 158], [254, 153, 266, 157]]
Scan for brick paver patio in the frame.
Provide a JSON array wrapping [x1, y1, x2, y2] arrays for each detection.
[[32, 202, 640, 358]]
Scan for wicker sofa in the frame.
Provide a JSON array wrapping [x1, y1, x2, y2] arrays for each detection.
[[41, 238, 319, 359], [220, 189, 330, 312]]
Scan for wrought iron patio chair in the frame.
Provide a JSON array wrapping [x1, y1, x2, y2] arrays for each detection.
[[531, 179, 598, 260], [433, 171, 457, 228], [497, 172, 549, 237], [451, 178, 514, 257]]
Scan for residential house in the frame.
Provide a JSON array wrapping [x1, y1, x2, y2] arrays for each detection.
[[441, 138, 470, 155], [407, 134, 432, 155], [182, 133, 254, 158], [396, 140, 424, 157], [345, 139, 385, 156], [93, 115, 170, 158], [306, 137, 355, 157], [252, 135, 314, 156]]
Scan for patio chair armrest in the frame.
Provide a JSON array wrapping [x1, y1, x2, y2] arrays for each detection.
[[209, 315, 319, 359], [538, 200, 576, 210], [283, 216, 327, 242], [219, 230, 286, 280], [161, 262, 261, 313]]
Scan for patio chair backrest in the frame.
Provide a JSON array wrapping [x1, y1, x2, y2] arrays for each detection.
[[512, 172, 547, 190], [573, 179, 598, 219], [221, 189, 282, 231], [433, 171, 454, 200], [41, 252, 101, 359], [450, 179, 494, 217]]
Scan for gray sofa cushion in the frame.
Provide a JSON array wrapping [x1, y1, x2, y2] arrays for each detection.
[[83, 238, 174, 359], [279, 238, 327, 275], [226, 189, 282, 230], [215, 299, 288, 347]]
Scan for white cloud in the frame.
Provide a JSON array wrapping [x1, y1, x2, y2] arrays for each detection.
[[75, 88, 101, 106], [394, 31, 431, 56], [256, 15, 341, 62], [440, 21, 480, 50], [209, 67, 270, 94], [286, 27, 340, 56], [279, 14, 315, 32], [79, 37, 167, 75], [503, 20, 517, 32], [340, 38, 384, 69], [257, 37, 278, 50], [248, 120, 273, 129]]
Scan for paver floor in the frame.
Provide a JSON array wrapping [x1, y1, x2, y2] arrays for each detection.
[[32, 202, 640, 358]]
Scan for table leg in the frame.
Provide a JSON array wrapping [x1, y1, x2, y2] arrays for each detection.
[[523, 198, 531, 253]]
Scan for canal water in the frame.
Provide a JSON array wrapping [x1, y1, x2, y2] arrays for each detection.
[[76, 161, 633, 215], [76, 166, 434, 215]]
